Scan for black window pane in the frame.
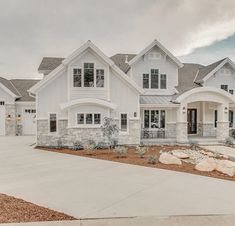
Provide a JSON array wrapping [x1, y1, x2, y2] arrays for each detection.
[[144, 110, 149, 128], [84, 63, 94, 87], [151, 110, 159, 128], [221, 85, 228, 91], [160, 110, 165, 128], [94, 114, 101, 124], [121, 114, 127, 131], [160, 74, 167, 89], [73, 69, 81, 87], [229, 110, 233, 127], [143, 74, 149, 89], [96, 69, 104, 87], [50, 114, 57, 132], [86, 114, 93, 124], [77, 113, 84, 124], [151, 69, 158, 89], [214, 110, 217, 128]]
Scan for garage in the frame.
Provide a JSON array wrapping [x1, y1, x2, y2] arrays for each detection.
[[22, 108, 36, 135], [0, 101, 5, 135]]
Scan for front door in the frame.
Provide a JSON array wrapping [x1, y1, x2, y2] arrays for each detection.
[[187, 109, 197, 134]]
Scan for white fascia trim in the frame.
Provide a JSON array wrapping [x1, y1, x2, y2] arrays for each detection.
[[140, 104, 179, 108], [16, 101, 35, 106], [63, 40, 115, 66], [28, 64, 65, 94], [175, 87, 235, 103], [128, 39, 184, 68], [0, 83, 20, 99], [202, 58, 235, 83], [60, 98, 117, 110]]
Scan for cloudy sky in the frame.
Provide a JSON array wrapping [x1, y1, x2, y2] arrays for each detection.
[[0, 0, 235, 79]]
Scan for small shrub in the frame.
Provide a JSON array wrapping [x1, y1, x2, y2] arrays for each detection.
[[147, 155, 157, 164], [113, 146, 127, 158], [83, 140, 96, 155], [96, 142, 109, 149], [72, 141, 83, 151], [225, 137, 234, 145], [136, 146, 148, 158]]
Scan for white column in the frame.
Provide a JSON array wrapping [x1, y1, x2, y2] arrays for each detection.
[[216, 103, 229, 141], [176, 104, 188, 143]]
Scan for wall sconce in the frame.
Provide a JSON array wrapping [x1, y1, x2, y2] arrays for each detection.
[[17, 114, 21, 121], [224, 107, 228, 113], [6, 115, 11, 121], [134, 112, 137, 117], [182, 106, 186, 114]]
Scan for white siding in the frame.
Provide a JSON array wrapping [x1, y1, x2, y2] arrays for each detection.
[[204, 64, 235, 93], [0, 87, 15, 104], [130, 46, 178, 95]]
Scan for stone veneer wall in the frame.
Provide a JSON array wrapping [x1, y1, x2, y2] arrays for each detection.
[[37, 118, 141, 147], [176, 122, 188, 143], [5, 104, 16, 136], [165, 123, 176, 138], [202, 123, 216, 137], [216, 122, 229, 141]]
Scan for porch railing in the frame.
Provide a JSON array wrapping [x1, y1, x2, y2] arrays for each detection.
[[141, 128, 165, 139]]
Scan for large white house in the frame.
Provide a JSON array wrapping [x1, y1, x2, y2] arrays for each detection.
[[29, 40, 235, 147]]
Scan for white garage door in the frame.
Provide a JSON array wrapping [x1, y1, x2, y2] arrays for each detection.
[[22, 108, 36, 135], [0, 101, 5, 135]]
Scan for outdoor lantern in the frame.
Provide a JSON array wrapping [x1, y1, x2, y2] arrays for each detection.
[[6, 115, 11, 121], [224, 107, 228, 113], [182, 106, 186, 113], [17, 114, 21, 121], [134, 112, 137, 117]]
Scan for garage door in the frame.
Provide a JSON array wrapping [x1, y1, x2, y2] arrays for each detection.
[[22, 108, 36, 135], [0, 101, 5, 135]]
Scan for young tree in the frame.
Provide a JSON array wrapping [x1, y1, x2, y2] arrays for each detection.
[[101, 117, 119, 150]]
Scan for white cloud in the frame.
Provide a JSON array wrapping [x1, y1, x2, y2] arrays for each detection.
[[0, 0, 235, 78]]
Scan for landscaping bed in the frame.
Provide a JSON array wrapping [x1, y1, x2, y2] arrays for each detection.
[[0, 194, 76, 223], [38, 145, 235, 182]]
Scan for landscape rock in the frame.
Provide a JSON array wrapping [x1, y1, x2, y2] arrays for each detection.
[[195, 158, 217, 172], [172, 150, 189, 159], [159, 153, 182, 165], [216, 160, 235, 177]]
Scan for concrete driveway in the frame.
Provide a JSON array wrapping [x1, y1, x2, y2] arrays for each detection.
[[1, 136, 235, 219]]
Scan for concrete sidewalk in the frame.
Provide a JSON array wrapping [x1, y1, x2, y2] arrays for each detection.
[[1, 215, 235, 226]]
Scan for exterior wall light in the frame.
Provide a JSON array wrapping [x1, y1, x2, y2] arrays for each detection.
[[182, 106, 186, 114], [17, 114, 21, 121], [6, 115, 11, 121], [224, 107, 228, 113], [134, 112, 137, 117]]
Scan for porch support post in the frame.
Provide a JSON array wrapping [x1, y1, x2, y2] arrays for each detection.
[[216, 103, 229, 141], [176, 104, 188, 143]]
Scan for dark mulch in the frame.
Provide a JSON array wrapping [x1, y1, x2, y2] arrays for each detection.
[[0, 194, 76, 223], [38, 145, 235, 182]]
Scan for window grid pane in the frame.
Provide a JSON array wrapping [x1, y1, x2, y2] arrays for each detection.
[[86, 113, 93, 124], [77, 113, 84, 124], [143, 74, 149, 89], [94, 114, 101, 124], [96, 69, 104, 87], [84, 63, 94, 87], [121, 114, 127, 131], [160, 74, 167, 89], [50, 114, 57, 132], [151, 69, 159, 89], [73, 68, 82, 87]]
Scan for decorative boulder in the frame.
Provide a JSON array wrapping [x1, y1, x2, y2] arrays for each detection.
[[159, 153, 182, 165], [195, 158, 217, 172], [172, 150, 189, 159], [216, 160, 235, 177]]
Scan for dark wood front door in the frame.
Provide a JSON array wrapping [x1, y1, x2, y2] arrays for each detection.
[[187, 109, 197, 134]]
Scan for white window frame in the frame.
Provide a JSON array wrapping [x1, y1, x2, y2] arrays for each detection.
[[143, 69, 167, 90], [119, 113, 129, 134], [143, 109, 166, 130], [76, 112, 102, 128], [72, 62, 105, 89], [48, 112, 58, 134]]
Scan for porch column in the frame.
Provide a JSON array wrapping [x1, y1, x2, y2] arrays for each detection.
[[216, 103, 229, 141], [176, 104, 188, 143]]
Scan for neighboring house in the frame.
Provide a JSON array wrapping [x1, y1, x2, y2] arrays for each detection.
[[0, 77, 39, 136], [29, 40, 235, 147]]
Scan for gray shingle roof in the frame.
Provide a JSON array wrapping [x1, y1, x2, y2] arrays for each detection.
[[110, 54, 136, 73], [38, 57, 64, 72], [0, 77, 20, 96], [11, 79, 40, 101], [194, 58, 226, 83]]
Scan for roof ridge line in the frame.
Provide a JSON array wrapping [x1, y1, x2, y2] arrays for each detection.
[[9, 80, 22, 97]]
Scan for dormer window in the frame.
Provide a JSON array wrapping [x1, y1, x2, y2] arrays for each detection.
[[73, 63, 105, 88], [142, 69, 167, 89]]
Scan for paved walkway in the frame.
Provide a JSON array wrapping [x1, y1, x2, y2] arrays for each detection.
[[1, 136, 235, 219], [1, 215, 235, 226], [203, 145, 235, 159]]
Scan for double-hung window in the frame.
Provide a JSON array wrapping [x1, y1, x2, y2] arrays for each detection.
[[221, 84, 228, 92], [151, 69, 159, 89], [144, 110, 165, 129], [120, 113, 128, 132], [73, 68, 82, 87], [84, 63, 94, 87], [143, 74, 149, 88], [49, 113, 57, 132], [77, 113, 84, 124], [96, 69, 104, 87]]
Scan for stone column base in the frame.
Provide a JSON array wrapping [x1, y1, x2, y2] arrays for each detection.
[[216, 122, 229, 141], [176, 122, 188, 143]]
